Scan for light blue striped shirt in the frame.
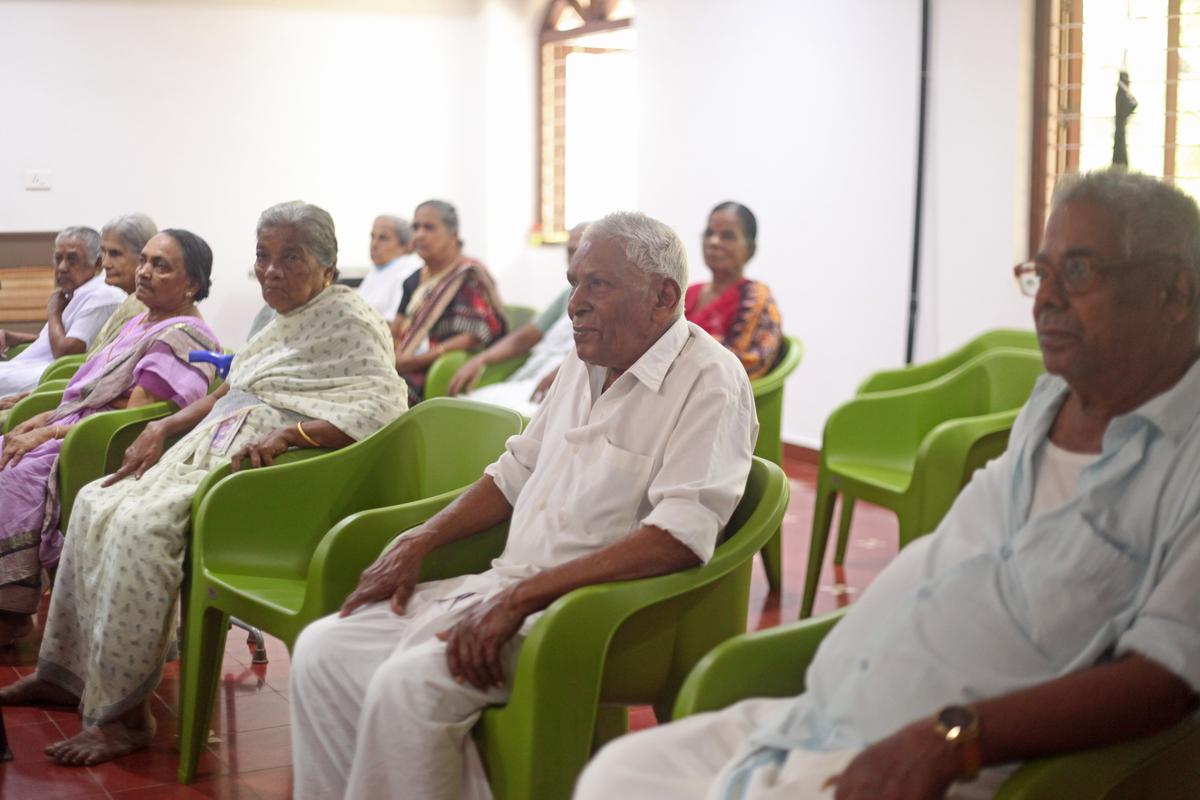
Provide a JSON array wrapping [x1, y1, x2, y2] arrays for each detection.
[[755, 360, 1200, 753]]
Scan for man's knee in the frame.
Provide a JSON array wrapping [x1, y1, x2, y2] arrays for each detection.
[[361, 644, 482, 723], [292, 614, 345, 679]]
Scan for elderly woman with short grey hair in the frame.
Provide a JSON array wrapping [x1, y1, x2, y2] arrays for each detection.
[[84, 213, 162, 356], [0, 201, 409, 768], [392, 199, 507, 401]]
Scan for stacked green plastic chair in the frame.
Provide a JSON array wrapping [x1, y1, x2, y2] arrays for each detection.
[[801, 348, 1044, 618], [38, 353, 86, 386], [298, 456, 788, 799], [673, 610, 1200, 799], [748, 335, 803, 592], [176, 398, 525, 783], [856, 328, 1038, 395]]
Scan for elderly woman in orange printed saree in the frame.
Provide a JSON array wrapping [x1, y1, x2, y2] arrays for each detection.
[[391, 200, 507, 401], [685, 201, 783, 380]]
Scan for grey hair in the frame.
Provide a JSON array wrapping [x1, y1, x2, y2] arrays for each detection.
[[56, 226, 101, 265], [416, 199, 462, 247], [257, 201, 339, 275], [580, 211, 689, 318], [101, 213, 158, 256], [1051, 169, 1200, 275], [376, 214, 412, 245]]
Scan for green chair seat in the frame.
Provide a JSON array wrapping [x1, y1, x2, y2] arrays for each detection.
[[802, 348, 1044, 617], [176, 398, 525, 784], [673, 610, 1200, 799]]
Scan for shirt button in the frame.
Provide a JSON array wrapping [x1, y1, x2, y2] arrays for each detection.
[[858, 658, 869, 671], [917, 587, 932, 601], [999, 544, 1013, 559]]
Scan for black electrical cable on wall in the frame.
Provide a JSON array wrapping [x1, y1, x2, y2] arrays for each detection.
[[906, 0, 932, 364]]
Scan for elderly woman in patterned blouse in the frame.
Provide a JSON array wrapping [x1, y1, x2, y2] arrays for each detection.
[[0, 201, 409, 767]]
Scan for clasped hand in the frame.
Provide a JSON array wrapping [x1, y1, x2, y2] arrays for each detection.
[[824, 720, 961, 800]]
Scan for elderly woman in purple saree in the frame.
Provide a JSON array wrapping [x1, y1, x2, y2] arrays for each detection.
[[0, 228, 219, 644]]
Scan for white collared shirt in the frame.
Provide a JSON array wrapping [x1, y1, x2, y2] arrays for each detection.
[[484, 316, 759, 578], [356, 254, 421, 321], [13, 272, 124, 366]]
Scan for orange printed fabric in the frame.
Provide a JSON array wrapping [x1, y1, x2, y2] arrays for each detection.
[[685, 279, 782, 380]]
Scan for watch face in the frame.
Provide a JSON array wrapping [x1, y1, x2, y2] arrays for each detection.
[[937, 705, 978, 740]]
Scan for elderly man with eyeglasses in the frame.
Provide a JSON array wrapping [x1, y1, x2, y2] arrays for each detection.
[[576, 169, 1200, 800]]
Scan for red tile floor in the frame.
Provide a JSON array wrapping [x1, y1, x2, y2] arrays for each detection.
[[0, 453, 897, 799]]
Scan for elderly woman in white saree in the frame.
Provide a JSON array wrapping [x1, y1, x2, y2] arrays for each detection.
[[0, 201, 408, 767]]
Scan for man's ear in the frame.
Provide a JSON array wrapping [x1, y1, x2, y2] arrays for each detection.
[[657, 277, 682, 316], [1164, 266, 1198, 323]]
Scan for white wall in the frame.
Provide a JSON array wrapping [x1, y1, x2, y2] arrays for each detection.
[[636, 0, 923, 447], [915, 0, 1035, 362], [0, 0, 490, 347]]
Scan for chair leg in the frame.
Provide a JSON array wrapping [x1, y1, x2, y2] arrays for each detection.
[[833, 496, 856, 565], [231, 617, 269, 665], [177, 604, 231, 784], [801, 478, 838, 619], [759, 527, 783, 594]]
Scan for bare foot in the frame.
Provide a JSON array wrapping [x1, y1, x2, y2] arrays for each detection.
[[0, 673, 79, 707], [45, 709, 155, 766], [0, 612, 32, 645]]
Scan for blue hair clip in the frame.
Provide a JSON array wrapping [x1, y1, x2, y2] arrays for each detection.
[[188, 350, 235, 379]]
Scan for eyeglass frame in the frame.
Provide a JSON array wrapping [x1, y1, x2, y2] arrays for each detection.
[[1012, 252, 1179, 298]]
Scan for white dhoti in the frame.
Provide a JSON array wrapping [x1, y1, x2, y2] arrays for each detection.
[[290, 578, 522, 800], [575, 697, 1009, 800], [0, 358, 48, 396]]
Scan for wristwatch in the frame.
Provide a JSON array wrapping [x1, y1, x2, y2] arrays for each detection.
[[933, 705, 981, 781]]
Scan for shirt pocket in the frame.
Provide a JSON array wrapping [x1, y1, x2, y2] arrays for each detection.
[[1012, 514, 1146, 663], [559, 436, 654, 542]]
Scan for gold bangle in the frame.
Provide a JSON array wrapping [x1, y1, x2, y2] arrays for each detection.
[[296, 421, 320, 448]]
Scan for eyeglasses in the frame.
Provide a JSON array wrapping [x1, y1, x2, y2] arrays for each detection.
[[1012, 254, 1150, 298]]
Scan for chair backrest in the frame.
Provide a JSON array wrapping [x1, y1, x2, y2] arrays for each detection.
[[857, 328, 1039, 395], [38, 354, 86, 385], [750, 334, 803, 465], [505, 304, 537, 331]]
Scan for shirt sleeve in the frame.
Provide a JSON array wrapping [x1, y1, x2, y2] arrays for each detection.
[[1116, 513, 1200, 693], [641, 365, 758, 563], [532, 289, 570, 334], [66, 302, 120, 346], [483, 354, 570, 504]]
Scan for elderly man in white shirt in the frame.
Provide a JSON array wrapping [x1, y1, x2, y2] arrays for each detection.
[[289, 211, 758, 800], [357, 214, 421, 321], [577, 170, 1200, 800], [0, 226, 124, 395]]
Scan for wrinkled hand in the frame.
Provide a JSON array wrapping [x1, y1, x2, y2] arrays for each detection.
[[0, 427, 56, 469], [0, 329, 8, 358], [102, 422, 168, 486], [229, 426, 292, 472], [340, 534, 428, 617], [0, 392, 28, 411], [47, 289, 70, 317], [827, 721, 960, 800], [448, 355, 486, 396], [436, 588, 526, 690], [529, 365, 560, 404]]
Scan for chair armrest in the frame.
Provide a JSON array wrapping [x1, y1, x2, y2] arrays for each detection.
[[996, 717, 1200, 799], [910, 408, 1019, 537], [672, 609, 846, 718], [31, 378, 70, 395], [425, 351, 472, 399], [750, 335, 803, 398], [57, 401, 177, 530], [301, 490, 508, 619], [5, 390, 64, 433], [39, 355, 86, 385], [477, 355, 529, 387]]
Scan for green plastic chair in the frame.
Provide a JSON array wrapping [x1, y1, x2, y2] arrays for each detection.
[[176, 398, 525, 783], [673, 610, 1200, 799], [749, 335, 803, 593], [801, 348, 1045, 618], [38, 353, 86, 385], [425, 349, 530, 400], [300, 456, 788, 799], [857, 328, 1038, 395], [505, 304, 537, 331]]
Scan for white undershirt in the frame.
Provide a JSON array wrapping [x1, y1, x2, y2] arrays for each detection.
[[1028, 440, 1098, 519]]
